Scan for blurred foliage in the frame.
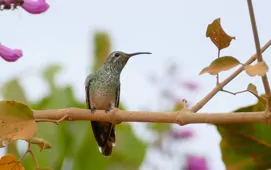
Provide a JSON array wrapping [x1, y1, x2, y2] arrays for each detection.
[[0, 32, 147, 170], [148, 123, 170, 133], [93, 32, 111, 71], [216, 98, 271, 170], [147, 103, 183, 134]]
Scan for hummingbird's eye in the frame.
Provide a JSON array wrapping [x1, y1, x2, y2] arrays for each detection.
[[114, 53, 120, 57]]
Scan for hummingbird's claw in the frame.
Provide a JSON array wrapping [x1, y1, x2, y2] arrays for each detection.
[[105, 108, 112, 113], [105, 107, 115, 113], [105, 103, 115, 113], [91, 107, 96, 113]]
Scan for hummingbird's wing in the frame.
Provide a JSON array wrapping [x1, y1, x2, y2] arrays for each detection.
[[85, 75, 119, 156], [85, 74, 93, 110], [108, 83, 120, 144]]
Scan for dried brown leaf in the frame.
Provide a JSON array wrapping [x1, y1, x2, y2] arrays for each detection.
[[206, 18, 235, 50], [244, 62, 269, 77], [0, 101, 37, 147], [0, 154, 24, 170]]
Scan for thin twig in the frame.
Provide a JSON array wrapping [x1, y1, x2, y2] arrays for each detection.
[[182, 99, 188, 109], [248, 92, 266, 105], [247, 0, 271, 112], [19, 142, 31, 162], [191, 40, 271, 112], [19, 141, 40, 169], [28, 149, 39, 169], [221, 89, 248, 95], [216, 49, 221, 84], [35, 114, 69, 125]]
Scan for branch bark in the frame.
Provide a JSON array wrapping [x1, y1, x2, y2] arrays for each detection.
[[191, 40, 271, 112], [34, 108, 268, 125], [32, 40, 271, 126], [247, 0, 271, 112]]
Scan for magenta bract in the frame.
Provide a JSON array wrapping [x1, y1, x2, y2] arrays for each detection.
[[187, 155, 209, 170], [0, 44, 22, 62], [21, 0, 49, 14]]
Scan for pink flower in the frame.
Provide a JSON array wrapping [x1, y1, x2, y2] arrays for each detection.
[[0, 44, 22, 62], [186, 155, 209, 170], [181, 81, 199, 91], [172, 129, 193, 139], [21, 0, 49, 14]]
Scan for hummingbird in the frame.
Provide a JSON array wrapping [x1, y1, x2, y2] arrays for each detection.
[[85, 51, 151, 156]]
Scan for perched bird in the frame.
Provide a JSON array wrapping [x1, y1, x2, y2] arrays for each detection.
[[85, 51, 151, 156]]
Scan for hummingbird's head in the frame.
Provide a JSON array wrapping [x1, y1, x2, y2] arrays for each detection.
[[104, 51, 151, 72]]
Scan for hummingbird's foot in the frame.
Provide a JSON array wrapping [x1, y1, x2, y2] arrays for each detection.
[[105, 107, 112, 113], [105, 103, 115, 113], [91, 107, 96, 113]]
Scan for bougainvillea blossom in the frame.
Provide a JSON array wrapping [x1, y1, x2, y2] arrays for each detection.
[[186, 155, 209, 170], [22, 0, 49, 14], [0, 44, 22, 62], [0, 0, 49, 14]]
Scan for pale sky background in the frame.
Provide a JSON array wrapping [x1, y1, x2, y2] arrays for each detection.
[[1, 1, 271, 170]]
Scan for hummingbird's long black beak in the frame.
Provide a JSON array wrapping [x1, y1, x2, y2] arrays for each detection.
[[126, 52, 152, 58]]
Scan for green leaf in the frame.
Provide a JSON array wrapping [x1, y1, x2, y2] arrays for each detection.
[[93, 32, 111, 71], [216, 99, 271, 170], [200, 56, 240, 75], [1, 78, 28, 104], [247, 83, 258, 96], [42, 65, 62, 90], [0, 101, 37, 147], [173, 102, 183, 111], [148, 123, 170, 133], [22, 65, 86, 170], [199, 67, 209, 75], [206, 18, 235, 50], [73, 124, 147, 170], [109, 124, 147, 170], [244, 61, 268, 77]]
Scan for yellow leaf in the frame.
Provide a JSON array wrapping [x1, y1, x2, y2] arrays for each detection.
[[199, 67, 209, 75], [244, 62, 269, 77], [28, 137, 52, 151], [0, 154, 24, 170], [199, 56, 240, 75], [206, 18, 235, 50], [0, 101, 37, 147], [247, 83, 258, 96]]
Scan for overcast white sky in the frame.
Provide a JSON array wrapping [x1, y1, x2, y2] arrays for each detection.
[[1, 1, 271, 169]]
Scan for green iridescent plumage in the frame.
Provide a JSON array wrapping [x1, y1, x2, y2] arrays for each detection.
[[85, 51, 151, 156]]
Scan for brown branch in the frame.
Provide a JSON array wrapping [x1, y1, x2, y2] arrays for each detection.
[[247, 0, 271, 112], [221, 89, 248, 95], [33, 108, 269, 125], [19, 142, 39, 169], [191, 40, 271, 112]]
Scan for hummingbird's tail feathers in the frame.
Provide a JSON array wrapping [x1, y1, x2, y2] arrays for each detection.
[[101, 141, 113, 156], [91, 121, 115, 156]]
